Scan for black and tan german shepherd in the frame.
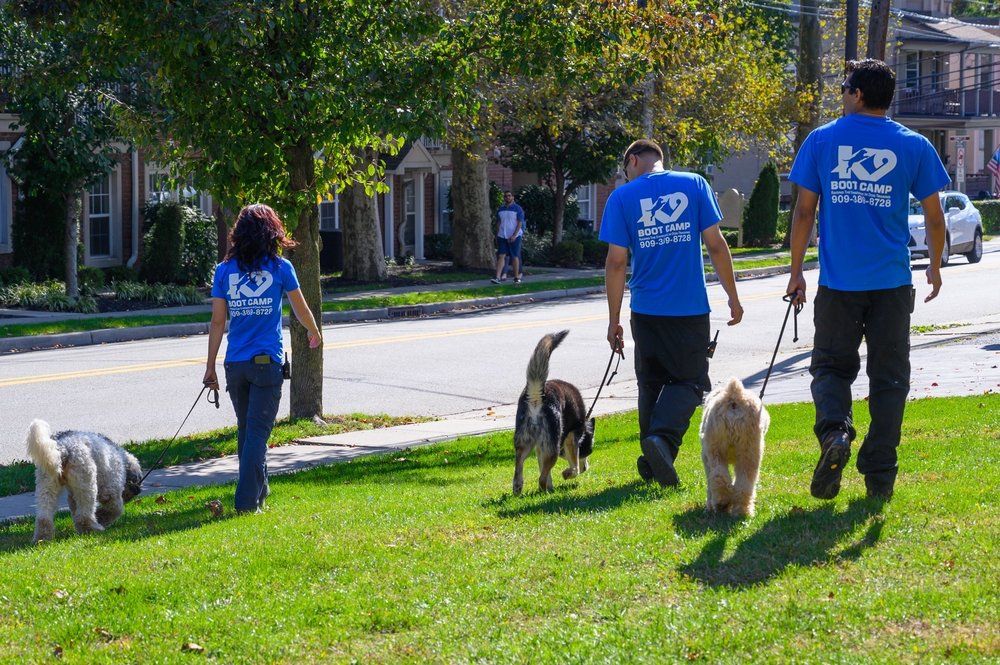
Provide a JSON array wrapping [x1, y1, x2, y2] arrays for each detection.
[[512, 330, 594, 495]]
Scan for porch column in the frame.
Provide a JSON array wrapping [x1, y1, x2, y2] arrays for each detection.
[[415, 171, 425, 260], [383, 175, 395, 260]]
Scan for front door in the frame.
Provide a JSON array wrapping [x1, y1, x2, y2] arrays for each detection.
[[402, 179, 416, 257]]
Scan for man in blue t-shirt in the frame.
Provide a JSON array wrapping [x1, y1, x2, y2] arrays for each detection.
[[492, 191, 526, 284], [601, 139, 744, 487], [787, 59, 949, 501]]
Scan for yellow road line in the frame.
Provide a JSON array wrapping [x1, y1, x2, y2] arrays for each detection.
[[0, 287, 797, 388]]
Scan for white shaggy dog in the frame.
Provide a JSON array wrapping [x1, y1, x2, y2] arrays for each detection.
[[698, 378, 769, 517], [27, 420, 142, 544]]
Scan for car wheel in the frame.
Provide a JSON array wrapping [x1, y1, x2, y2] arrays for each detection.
[[965, 228, 983, 264], [940, 235, 950, 267]]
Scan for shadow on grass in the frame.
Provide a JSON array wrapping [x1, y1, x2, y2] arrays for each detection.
[[674, 498, 886, 589], [487, 480, 661, 518], [0, 497, 240, 555]]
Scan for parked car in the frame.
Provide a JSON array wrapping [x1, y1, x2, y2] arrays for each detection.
[[908, 191, 984, 265]]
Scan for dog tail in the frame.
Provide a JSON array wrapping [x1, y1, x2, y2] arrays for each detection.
[[26, 419, 62, 480], [525, 330, 569, 406]]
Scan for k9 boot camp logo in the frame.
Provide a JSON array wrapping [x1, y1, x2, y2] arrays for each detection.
[[830, 146, 898, 208], [227, 270, 276, 317], [636, 193, 692, 249]]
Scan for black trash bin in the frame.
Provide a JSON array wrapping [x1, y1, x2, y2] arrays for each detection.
[[319, 230, 344, 273]]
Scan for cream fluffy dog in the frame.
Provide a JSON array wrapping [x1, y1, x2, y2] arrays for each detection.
[[698, 377, 769, 517], [26, 420, 142, 544]]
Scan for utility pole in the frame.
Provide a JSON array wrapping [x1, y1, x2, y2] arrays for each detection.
[[787, 0, 823, 247], [867, 0, 892, 60], [846, 0, 859, 65]]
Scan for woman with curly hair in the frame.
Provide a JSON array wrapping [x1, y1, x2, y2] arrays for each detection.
[[203, 203, 322, 513]]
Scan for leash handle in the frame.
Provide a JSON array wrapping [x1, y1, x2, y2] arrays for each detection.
[[759, 296, 802, 402], [140, 385, 218, 484]]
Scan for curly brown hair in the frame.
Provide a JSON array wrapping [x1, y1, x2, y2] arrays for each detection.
[[225, 204, 297, 272]]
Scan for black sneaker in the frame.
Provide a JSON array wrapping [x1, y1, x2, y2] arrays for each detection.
[[864, 475, 894, 501], [811, 431, 851, 500], [513, 276, 522, 284], [637, 455, 654, 482], [490, 278, 502, 285], [639, 435, 679, 487]]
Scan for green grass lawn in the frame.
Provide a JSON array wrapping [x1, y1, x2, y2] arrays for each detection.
[[322, 276, 604, 312], [0, 313, 213, 340], [0, 414, 426, 498], [1, 395, 996, 662]]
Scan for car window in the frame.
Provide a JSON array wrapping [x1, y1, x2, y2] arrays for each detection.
[[909, 198, 923, 215]]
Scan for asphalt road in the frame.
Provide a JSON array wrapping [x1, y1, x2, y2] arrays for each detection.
[[1, 242, 997, 464]]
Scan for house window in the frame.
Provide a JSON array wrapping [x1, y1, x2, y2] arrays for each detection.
[[403, 179, 416, 247], [87, 176, 112, 258], [930, 54, 941, 92], [146, 164, 212, 216], [575, 184, 596, 223], [0, 165, 11, 253], [905, 52, 919, 88], [147, 170, 172, 203], [980, 54, 993, 89], [439, 174, 452, 234], [319, 190, 339, 231]]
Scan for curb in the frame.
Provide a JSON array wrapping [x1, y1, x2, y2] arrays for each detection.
[[0, 262, 818, 354]]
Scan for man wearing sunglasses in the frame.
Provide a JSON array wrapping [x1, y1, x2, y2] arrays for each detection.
[[600, 139, 743, 487], [786, 58, 949, 502]]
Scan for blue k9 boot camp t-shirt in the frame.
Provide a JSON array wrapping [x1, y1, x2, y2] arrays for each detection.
[[599, 170, 723, 316], [789, 113, 950, 291], [211, 256, 300, 363]]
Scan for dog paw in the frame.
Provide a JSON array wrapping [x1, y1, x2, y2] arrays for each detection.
[[562, 467, 578, 480]]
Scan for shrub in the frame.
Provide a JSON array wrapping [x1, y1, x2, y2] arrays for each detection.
[[140, 201, 185, 284], [488, 181, 504, 225], [111, 280, 203, 306], [178, 212, 218, 286], [12, 191, 67, 280], [722, 230, 740, 247], [0, 266, 31, 288], [140, 201, 218, 285], [78, 266, 106, 295], [521, 231, 553, 266], [424, 234, 452, 260], [775, 209, 792, 245], [514, 185, 580, 236], [743, 163, 780, 246], [0, 280, 97, 313], [976, 200, 1000, 234], [563, 226, 607, 266], [551, 239, 584, 267], [105, 266, 140, 284]]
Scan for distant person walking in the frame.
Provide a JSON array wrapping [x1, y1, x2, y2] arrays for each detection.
[[786, 59, 949, 501], [203, 204, 323, 514], [492, 190, 525, 284]]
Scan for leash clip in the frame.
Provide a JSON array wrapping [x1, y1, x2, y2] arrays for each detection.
[[207, 387, 220, 409]]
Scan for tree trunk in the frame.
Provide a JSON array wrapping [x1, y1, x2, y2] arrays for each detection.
[[286, 139, 324, 420], [553, 171, 567, 245], [450, 143, 494, 269], [866, 0, 891, 61], [64, 191, 81, 300], [340, 148, 388, 281], [786, 0, 822, 248]]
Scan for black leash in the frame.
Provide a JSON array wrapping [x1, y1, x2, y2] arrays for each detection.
[[140, 384, 220, 485], [586, 345, 624, 421], [759, 294, 803, 402]]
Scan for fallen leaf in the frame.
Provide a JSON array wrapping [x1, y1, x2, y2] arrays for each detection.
[[52, 645, 63, 658], [110, 586, 126, 595], [155, 496, 168, 505], [187, 496, 195, 500], [827, 592, 835, 599], [686, 652, 701, 661], [205, 500, 224, 518], [94, 627, 113, 642], [181, 642, 205, 654], [931, 382, 939, 387], [53, 589, 69, 600], [789, 506, 805, 516]]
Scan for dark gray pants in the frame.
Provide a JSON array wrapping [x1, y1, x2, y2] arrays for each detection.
[[225, 359, 283, 512], [810, 285, 912, 483], [630, 312, 711, 461]]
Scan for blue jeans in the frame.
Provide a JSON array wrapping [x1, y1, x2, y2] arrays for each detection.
[[224, 359, 283, 512]]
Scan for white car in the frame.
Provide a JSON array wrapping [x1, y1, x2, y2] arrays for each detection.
[[908, 191, 984, 265]]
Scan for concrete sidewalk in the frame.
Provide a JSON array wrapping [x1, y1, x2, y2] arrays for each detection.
[[1, 325, 996, 523]]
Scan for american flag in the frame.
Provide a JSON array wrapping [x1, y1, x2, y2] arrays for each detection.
[[988, 146, 1000, 195]]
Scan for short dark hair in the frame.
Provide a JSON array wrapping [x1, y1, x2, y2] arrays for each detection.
[[845, 58, 895, 111], [622, 139, 664, 169]]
